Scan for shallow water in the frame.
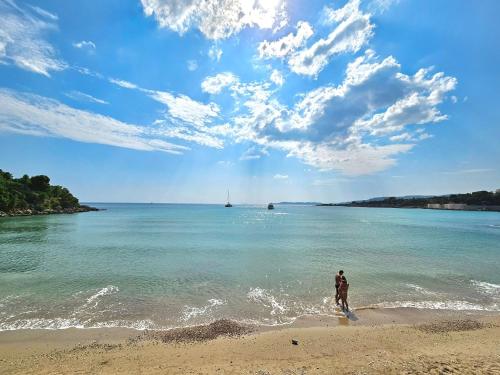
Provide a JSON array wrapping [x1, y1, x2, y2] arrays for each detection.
[[0, 204, 499, 330]]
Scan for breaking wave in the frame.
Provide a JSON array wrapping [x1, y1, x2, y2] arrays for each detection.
[[471, 280, 500, 297], [247, 287, 287, 317], [181, 298, 226, 322], [86, 285, 120, 306], [405, 283, 439, 296]]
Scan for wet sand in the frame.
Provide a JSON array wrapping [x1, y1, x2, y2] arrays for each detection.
[[1, 308, 499, 374]]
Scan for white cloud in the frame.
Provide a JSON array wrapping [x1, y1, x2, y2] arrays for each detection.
[[109, 78, 138, 89], [208, 45, 222, 61], [417, 132, 432, 140], [148, 90, 219, 128], [273, 174, 288, 179], [239, 146, 268, 160], [65, 91, 109, 105], [187, 59, 198, 71], [287, 142, 413, 175], [0, 89, 187, 154], [288, 0, 374, 76], [73, 40, 96, 51], [29, 5, 58, 20], [0, 0, 66, 76], [108, 74, 225, 148], [258, 21, 313, 59], [151, 119, 224, 148], [389, 132, 412, 142], [201, 72, 239, 94], [270, 69, 284, 86], [222, 50, 456, 175], [140, 0, 287, 40], [368, 0, 401, 14]]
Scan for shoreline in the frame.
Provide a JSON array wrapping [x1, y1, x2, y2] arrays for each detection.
[[318, 204, 500, 212], [1, 308, 499, 374], [2, 302, 498, 332], [0, 205, 100, 218]]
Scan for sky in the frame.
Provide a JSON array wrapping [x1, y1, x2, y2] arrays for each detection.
[[0, 0, 499, 204]]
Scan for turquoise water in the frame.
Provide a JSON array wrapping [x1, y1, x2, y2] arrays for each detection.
[[0, 204, 499, 330]]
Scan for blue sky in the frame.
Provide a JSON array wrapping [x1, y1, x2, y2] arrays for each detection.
[[0, 0, 499, 203]]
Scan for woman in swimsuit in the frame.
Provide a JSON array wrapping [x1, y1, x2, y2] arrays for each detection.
[[339, 275, 349, 312]]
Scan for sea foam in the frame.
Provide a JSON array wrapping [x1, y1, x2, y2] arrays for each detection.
[[247, 287, 287, 316], [379, 300, 499, 311], [86, 285, 120, 305], [471, 280, 500, 296], [405, 283, 439, 296], [181, 298, 226, 321]]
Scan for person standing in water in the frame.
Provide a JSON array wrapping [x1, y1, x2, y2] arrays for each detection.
[[335, 270, 344, 305], [339, 275, 349, 312]]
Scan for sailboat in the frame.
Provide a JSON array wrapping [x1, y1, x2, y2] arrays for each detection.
[[225, 190, 233, 207]]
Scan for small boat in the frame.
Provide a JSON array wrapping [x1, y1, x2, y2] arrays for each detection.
[[225, 190, 233, 207], [267, 203, 274, 210]]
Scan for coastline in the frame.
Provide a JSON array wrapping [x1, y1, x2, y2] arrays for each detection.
[[1, 308, 499, 374], [318, 204, 500, 212], [0, 205, 100, 218]]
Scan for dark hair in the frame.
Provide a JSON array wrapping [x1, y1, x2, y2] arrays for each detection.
[[341, 276, 347, 281], [339, 270, 344, 275]]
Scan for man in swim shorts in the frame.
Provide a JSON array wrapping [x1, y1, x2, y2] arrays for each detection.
[[335, 270, 344, 305]]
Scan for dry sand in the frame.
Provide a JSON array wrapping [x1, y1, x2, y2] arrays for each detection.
[[1, 308, 499, 374]]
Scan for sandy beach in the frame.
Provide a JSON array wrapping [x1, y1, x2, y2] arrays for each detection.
[[1, 308, 499, 374]]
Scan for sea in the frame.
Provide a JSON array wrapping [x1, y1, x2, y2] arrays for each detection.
[[0, 203, 499, 331]]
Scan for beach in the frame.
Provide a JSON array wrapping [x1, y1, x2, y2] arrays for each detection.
[[1, 308, 499, 374]]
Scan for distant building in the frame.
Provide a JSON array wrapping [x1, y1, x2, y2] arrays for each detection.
[[496, 189, 500, 194], [427, 203, 442, 209], [443, 203, 467, 210], [427, 203, 468, 210]]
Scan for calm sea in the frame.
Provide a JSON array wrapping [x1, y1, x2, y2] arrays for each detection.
[[0, 204, 499, 330]]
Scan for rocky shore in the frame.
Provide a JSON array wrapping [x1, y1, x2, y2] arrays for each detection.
[[0, 205, 100, 218]]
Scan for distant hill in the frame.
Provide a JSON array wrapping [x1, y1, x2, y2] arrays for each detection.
[[364, 195, 436, 202], [0, 169, 98, 217], [325, 190, 500, 211]]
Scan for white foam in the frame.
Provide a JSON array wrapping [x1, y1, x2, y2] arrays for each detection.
[[247, 288, 287, 316], [0, 318, 158, 331], [405, 283, 438, 296], [86, 285, 119, 305], [471, 280, 500, 296], [92, 319, 157, 330], [0, 318, 84, 331], [181, 298, 226, 321], [379, 300, 499, 311]]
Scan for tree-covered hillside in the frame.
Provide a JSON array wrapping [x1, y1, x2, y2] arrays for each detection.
[[330, 190, 500, 209], [0, 169, 96, 216]]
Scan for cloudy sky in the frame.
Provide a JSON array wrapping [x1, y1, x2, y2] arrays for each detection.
[[0, 0, 498, 203]]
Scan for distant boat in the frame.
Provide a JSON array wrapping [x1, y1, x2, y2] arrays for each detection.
[[267, 203, 274, 210], [225, 190, 233, 207]]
